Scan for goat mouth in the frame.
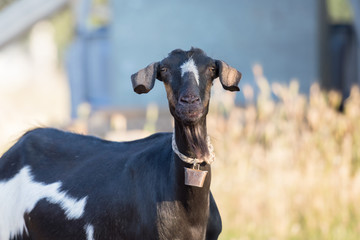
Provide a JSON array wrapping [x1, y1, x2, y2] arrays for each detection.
[[175, 105, 203, 124]]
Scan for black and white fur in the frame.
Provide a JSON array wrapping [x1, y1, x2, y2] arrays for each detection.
[[0, 48, 241, 240]]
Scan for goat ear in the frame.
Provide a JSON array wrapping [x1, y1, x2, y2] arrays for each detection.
[[131, 62, 159, 94], [215, 60, 242, 91]]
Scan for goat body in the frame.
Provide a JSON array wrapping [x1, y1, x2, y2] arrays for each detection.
[[0, 128, 220, 239], [0, 48, 241, 240]]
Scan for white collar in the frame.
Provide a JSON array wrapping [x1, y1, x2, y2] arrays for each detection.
[[171, 131, 215, 165]]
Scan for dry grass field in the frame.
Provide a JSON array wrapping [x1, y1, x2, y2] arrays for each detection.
[[208, 78, 360, 240]]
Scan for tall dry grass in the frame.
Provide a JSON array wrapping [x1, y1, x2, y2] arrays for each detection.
[[208, 67, 360, 240]]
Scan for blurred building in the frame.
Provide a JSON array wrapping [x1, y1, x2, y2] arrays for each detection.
[[66, 0, 359, 117]]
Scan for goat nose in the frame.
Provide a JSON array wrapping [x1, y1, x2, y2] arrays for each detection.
[[180, 95, 200, 104]]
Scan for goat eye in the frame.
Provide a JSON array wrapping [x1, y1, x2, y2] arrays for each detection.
[[160, 67, 167, 73], [209, 67, 216, 73]]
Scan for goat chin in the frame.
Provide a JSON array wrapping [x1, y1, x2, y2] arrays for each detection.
[[175, 104, 203, 124]]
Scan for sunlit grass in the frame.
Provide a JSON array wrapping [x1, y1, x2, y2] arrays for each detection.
[[208, 71, 360, 239]]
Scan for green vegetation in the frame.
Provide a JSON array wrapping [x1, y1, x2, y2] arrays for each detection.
[[327, 0, 354, 23]]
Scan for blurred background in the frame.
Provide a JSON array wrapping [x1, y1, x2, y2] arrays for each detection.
[[0, 0, 360, 239]]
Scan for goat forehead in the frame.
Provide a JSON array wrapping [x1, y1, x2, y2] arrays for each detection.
[[180, 58, 199, 85]]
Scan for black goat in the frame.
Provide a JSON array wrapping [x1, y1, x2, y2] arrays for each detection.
[[0, 47, 241, 240]]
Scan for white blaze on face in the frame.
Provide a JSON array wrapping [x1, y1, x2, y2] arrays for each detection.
[[0, 166, 88, 240], [180, 58, 199, 85]]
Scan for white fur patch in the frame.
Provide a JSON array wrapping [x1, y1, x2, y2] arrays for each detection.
[[0, 166, 88, 240], [85, 224, 95, 240], [180, 58, 199, 85]]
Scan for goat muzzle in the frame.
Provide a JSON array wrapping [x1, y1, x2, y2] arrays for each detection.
[[175, 95, 203, 124]]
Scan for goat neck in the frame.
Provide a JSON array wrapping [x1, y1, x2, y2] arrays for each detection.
[[173, 117, 209, 162], [172, 117, 211, 231], [173, 116, 211, 186]]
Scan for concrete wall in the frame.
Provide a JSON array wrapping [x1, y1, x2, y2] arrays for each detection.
[[109, 0, 322, 107]]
